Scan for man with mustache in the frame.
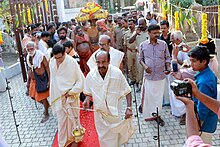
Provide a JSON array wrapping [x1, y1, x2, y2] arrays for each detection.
[[139, 24, 171, 126], [49, 44, 84, 147], [129, 18, 149, 112], [124, 19, 138, 84], [113, 17, 124, 51], [129, 18, 149, 91], [83, 50, 134, 147], [56, 26, 76, 49], [159, 20, 173, 56], [106, 15, 115, 34]]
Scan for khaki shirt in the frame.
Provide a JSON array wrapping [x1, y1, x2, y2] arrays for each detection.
[[131, 30, 149, 51], [114, 25, 124, 50], [124, 29, 136, 49]]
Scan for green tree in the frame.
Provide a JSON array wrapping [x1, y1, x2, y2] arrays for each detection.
[[195, 0, 218, 6], [0, 0, 10, 19], [170, 0, 194, 8]]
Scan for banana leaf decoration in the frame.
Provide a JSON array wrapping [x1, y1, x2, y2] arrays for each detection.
[[15, 14, 19, 28], [23, 6, 27, 26], [5, 21, 10, 33]]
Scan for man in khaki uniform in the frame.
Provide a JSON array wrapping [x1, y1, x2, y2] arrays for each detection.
[[129, 18, 149, 90], [124, 19, 137, 84], [114, 17, 124, 51]]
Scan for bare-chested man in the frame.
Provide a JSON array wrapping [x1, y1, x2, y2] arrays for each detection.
[[87, 19, 100, 53], [57, 26, 76, 49], [26, 41, 50, 123], [96, 19, 115, 47]]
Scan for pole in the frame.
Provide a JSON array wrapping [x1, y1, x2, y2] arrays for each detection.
[[6, 79, 21, 144], [132, 83, 141, 134], [9, 0, 27, 82]]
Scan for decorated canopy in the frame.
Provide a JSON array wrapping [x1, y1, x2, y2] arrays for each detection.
[[75, 2, 108, 22]]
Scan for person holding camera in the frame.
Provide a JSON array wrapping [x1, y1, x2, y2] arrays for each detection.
[[174, 78, 219, 147], [172, 46, 218, 144]]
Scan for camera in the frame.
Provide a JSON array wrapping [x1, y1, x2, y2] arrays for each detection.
[[170, 80, 192, 96]]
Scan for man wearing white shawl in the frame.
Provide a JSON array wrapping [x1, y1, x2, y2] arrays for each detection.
[[49, 44, 84, 147], [26, 41, 50, 123], [87, 35, 124, 70], [83, 50, 135, 147]]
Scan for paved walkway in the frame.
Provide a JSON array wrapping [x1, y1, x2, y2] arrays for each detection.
[[1, 74, 220, 147]]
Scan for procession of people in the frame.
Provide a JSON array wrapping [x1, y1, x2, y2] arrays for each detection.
[[17, 1, 220, 147]]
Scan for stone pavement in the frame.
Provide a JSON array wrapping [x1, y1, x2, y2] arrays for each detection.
[[0, 74, 220, 147]]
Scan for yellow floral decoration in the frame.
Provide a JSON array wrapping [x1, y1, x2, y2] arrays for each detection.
[[45, 0, 49, 12], [76, 2, 108, 22], [0, 31, 3, 45], [200, 13, 209, 44], [27, 8, 33, 24], [174, 11, 180, 30], [80, 2, 101, 14], [162, 2, 166, 20]]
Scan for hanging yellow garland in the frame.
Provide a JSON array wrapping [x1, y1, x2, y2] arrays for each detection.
[[200, 13, 209, 44], [0, 31, 3, 45], [174, 11, 180, 30], [162, 2, 166, 20], [45, 0, 49, 12], [27, 8, 33, 24]]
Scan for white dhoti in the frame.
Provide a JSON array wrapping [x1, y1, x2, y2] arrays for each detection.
[[168, 75, 186, 117], [163, 75, 170, 105], [84, 65, 135, 147], [143, 78, 165, 119], [94, 112, 135, 147], [56, 97, 81, 147]]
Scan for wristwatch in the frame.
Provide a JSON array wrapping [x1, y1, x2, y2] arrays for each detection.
[[126, 107, 132, 111]]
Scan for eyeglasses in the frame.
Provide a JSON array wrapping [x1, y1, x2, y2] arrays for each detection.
[[99, 43, 108, 46], [99, 43, 107, 46]]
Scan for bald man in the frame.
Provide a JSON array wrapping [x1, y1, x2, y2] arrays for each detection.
[[87, 35, 124, 71], [83, 50, 134, 147], [75, 41, 92, 76]]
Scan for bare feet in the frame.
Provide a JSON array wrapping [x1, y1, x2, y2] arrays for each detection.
[[40, 114, 49, 123]]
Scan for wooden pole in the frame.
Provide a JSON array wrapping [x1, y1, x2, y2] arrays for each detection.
[[9, 0, 27, 82]]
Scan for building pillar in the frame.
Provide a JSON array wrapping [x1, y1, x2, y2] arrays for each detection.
[[56, 0, 66, 21]]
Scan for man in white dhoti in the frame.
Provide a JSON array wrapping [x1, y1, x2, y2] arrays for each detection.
[[49, 44, 84, 147], [139, 24, 171, 126], [170, 31, 191, 125], [83, 50, 135, 147], [87, 35, 124, 70]]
